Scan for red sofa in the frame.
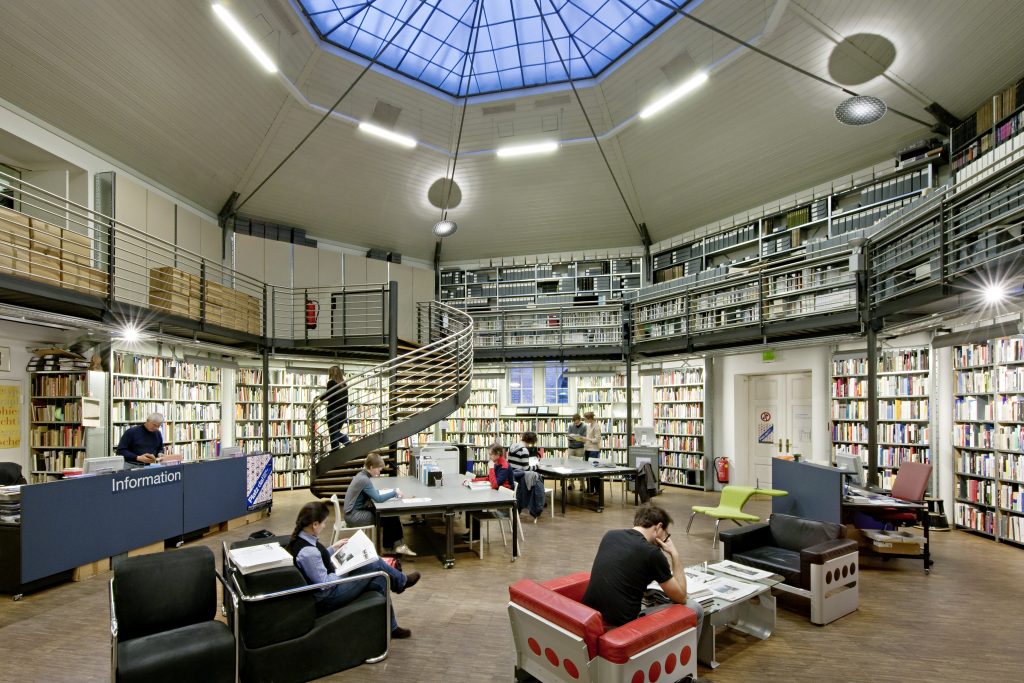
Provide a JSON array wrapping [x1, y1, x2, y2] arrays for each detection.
[[508, 572, 698, 683]]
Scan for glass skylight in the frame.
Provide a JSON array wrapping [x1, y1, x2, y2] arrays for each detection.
[[297, 0, 691, 97]]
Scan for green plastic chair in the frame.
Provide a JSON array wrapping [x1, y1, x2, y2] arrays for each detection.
[[686, 485, 788, 548]]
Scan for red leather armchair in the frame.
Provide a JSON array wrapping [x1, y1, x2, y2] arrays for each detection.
[[508, 572, 698, 683]]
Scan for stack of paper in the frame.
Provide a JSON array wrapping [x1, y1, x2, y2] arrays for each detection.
[[229, 543, 293, 575], [708, 560, 774, 582]]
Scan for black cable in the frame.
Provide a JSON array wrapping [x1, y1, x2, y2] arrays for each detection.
[[651, 0, 935, 128], [235, 0, 422, 214], [531, 0, 647, 244], [440, 0, 485, 221]]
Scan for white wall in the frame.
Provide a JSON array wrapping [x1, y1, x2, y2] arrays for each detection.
[[711, 344, 832, 485]]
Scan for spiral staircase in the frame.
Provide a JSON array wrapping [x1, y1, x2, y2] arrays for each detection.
[[307, 302, 473, 498]]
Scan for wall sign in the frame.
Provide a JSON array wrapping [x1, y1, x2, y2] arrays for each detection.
[[757, 410, 774, 444], [0, 383, 20, 448]]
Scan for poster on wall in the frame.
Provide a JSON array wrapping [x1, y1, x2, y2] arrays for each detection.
[[246, 453, 273, 511], [0, 383, 20, 448], [757, 410, 774, 444]]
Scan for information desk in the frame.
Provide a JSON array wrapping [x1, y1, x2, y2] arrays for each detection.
[[373, 476, 516, 569], [535, 459, 635, 514], [0, 454, 272, 597]]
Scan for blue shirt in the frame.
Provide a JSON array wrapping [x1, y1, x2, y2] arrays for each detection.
[[115, 424, 164, 463], [293, 530, 337, 600]]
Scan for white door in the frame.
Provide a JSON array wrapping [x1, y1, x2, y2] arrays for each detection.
[[747, 372, 812, 487]]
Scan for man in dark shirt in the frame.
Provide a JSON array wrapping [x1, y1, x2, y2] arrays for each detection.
[[115, 413, 165, 467], [583, 504, 708, 680]]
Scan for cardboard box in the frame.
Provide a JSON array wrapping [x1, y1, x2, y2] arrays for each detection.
[[0, 216, 32, 248], [81, 266, 109, 295], [30, 219, 63, 254], [62, 229, 93, 266], [863, 529, 925, 555], [28, 250, 62, 284], [0, 206, 30, 227]]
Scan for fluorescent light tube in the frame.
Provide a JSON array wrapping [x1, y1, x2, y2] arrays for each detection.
[[496, 141, 559, 158], [213, 3, 278, 74], [639, 71, 708, 119], [357, 122, 417, 148]]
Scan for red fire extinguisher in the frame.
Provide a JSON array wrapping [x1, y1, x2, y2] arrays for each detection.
[[305, 299, 318, 330], [715, 457, 730, 483]]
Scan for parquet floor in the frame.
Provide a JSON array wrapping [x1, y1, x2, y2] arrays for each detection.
[[1, 485, 1021, 683]]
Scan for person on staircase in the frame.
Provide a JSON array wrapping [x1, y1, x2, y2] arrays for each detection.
[[344, 452, 417, 556], [323, 365, 350, 450], [287, 500, 420, 639]]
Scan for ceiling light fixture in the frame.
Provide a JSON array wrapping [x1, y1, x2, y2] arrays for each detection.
[[357, 122, 417, 148], [496, 141, 559, 158], [117, 324, 142, 343], [639, 71, 708, 119], [982, 282, 1009, 306], [835, 95, 887, 125], [432, 219, 458, 237], [212, 3, 278, 74]]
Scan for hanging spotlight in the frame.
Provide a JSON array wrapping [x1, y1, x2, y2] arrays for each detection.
[[982, 282, 1008, 305], [433, 219, 458, 237], [835, 95, 887, 125]]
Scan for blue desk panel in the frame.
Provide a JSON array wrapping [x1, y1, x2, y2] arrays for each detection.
[[182, 457, 249, 532], [771, 458, 843, 524], [21, 465, 184, 582]]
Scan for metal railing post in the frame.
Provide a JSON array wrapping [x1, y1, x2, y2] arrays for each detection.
[[388, 281, 398, 357]]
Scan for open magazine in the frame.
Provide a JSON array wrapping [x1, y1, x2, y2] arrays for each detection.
[[331, 529, 378, 576]]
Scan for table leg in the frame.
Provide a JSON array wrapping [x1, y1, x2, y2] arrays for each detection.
[[561, 478, 567, 515], [443, 510, 455, 569], [697, 612, 720, 669], [922, 507, 932, 573], [596, 477, 605, 513], [511, 501, 518, 561]]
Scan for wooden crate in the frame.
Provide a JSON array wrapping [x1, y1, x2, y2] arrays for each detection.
[[150, 267, 201, 318], [0, 206, 30, 227], [0, 215, 32, 248], [62, 229, 93, 266], [62, 263, 109, 296], [29, 219, 62, 254], [28, 250, 62, 284]]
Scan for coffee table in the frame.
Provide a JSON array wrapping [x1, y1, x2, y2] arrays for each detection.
[[689, 563, 783, 669]]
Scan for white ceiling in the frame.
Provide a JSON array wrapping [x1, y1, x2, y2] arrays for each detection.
[[1, 0, 1023, 262]]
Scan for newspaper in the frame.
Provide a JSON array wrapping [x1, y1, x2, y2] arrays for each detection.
[[708, 560, 774, 582], [331, 529, 378, 576], [229, 543, 294, 575]]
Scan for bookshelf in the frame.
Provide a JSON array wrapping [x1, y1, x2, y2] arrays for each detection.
[[993, 337, 1024, 546], [953, 342, 997, 539], [444, 375, 501, 473], [574, 373, 640, 465], [266, 368, 321, 490], [951, 76, 1024, 173], [830, 347, 931, 491], [440, 257, 642, 312], [29, 371, 87, 481], [111, 353, 222, 462], [472, 304, 623, 350], [654, 364, 707, 490], [234, 366, 265, 462], [652, 165, 933, 286]]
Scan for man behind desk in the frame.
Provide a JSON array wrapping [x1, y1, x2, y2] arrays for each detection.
[[116, 413, 165, 467], [583, 504, 710, 683]]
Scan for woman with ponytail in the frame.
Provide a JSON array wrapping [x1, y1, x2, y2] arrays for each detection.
[[286, 501, 420, 639]]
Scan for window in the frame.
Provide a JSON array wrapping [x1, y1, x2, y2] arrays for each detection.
[[509, 367, 533, 405], [544, 364, 569, 405]]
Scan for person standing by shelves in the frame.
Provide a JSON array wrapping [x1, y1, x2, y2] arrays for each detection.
[[344, 452, 416, 556], [566, 413, 587, 491], [323, 365, 350, 451], [583, 411, 603, 495], [115, 413, 165, 468]]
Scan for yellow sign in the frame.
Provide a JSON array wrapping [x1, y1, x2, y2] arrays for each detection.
[[0, 384, 21, 448]]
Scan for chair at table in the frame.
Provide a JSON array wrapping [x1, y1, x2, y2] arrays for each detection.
[[110, 546, 236, 683], [686, 485, 788, 548], [508, 572, 698, 683], [329, 492, 375, 546], [470, 481, 522, 559], [868, 462, 932, 530]]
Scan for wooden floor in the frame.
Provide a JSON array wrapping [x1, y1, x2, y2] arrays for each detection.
[[2, 485, 1022, 683]]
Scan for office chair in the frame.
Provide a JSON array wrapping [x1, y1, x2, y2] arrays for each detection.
[[872, 461, 932, 529]]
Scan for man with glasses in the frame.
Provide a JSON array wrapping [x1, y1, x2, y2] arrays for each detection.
[[115, 412, 166, 468], [583, 504, 710, 682]]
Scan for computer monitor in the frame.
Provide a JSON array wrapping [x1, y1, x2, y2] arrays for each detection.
[[633, 427, 656, 446], [83, 456, 125, 475], [835, 453, 864, 487]]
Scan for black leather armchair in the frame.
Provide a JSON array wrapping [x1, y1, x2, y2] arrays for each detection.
[[109, 545, 236, 683], [224, 536, 390, 683], [720, 513, 859, 625]]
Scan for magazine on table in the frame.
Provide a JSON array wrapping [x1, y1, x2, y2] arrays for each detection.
[[331, 529, 378, 576], [708, 560, 774, 582], [705, 577, 760, 602]]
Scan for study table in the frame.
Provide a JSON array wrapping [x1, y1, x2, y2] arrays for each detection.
[[373, 476, 516, 569], [843, 485, 932, 573], [534, 458, 635, 514]]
